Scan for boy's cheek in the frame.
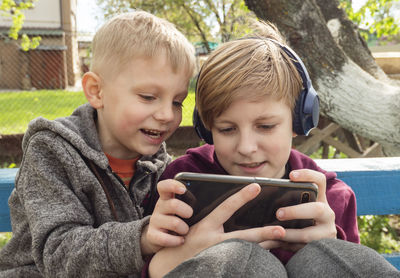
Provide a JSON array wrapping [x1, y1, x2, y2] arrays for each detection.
[[171, 114, 182, 130]]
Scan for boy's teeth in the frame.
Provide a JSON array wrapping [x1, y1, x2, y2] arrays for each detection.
[[143, 129, 162, 138]]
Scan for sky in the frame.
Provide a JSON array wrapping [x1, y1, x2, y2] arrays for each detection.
[[76, 0, 369, 34], [76, 0, 104, 33]]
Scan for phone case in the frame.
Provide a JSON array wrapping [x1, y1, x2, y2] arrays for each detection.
[[174, 172, 318, 232]]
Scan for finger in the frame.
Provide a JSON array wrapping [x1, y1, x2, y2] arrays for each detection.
[[205, 183, 261, 228], [157, 179, 186, 200], [227, 225, 285, 244], [282, 224, 337, 243], [150, 214, 190, 236], [147, 228, 185, 248], [276, 202, 334, 223], [290, 169, 327, 202], [156, 198, 193, 219], [259, 240, 285, 250]]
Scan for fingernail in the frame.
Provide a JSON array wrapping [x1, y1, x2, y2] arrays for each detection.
[[277, 209, 284, 219], [177, 187, 186, 194], [291, 171, 299, 178], [248, 183, 259, 193]]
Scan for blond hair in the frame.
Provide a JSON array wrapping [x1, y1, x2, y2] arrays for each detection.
[[91, 11, 196, 79], [196, 21, 302, 130]]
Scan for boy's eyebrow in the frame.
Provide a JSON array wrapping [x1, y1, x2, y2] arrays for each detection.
[[215, 114, 280, 124], [255, 115, 283, 121], [133, 83, 163, 91], [133, 84, 188, 96]]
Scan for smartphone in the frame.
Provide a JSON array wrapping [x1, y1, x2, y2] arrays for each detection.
[[174, 172, 318, 232]]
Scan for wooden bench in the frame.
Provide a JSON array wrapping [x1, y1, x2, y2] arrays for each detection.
[[0, 157, 399, 269]]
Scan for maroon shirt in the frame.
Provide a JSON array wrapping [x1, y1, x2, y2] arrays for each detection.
[[159, 144, 360, 264]]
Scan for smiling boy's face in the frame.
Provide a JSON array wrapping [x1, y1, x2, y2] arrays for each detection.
[[211, 93, 295, 179], [94, 53, 190, 159]]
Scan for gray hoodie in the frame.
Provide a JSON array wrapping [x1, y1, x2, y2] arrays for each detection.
[[0, 103, 171, 277]]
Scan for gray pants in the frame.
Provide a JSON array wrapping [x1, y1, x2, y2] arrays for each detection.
[[165, 238, 400, 277]]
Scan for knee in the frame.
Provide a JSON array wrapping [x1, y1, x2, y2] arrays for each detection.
[[287, 239, 399, 278]]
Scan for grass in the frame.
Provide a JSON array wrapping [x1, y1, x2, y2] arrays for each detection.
[[182, 91, 196, 126], [0, 233, 12, 249], [0, 90, 196, 134], [0, 90, 87, 134]]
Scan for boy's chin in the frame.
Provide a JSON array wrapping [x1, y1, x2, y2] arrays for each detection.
[[136, 144, 163, 156]]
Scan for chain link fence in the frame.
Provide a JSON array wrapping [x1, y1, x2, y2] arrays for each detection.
[[0, 30, 197, 136]]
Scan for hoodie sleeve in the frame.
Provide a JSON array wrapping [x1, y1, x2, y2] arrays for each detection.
[[289, 150, 360, 243], [326, 178, 360, 243], [14, 132, 149, 277]]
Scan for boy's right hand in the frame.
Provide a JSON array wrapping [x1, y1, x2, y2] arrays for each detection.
[[141, 179, 193, 256]]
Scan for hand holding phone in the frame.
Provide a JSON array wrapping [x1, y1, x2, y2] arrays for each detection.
[[174, 172, 318, 232]]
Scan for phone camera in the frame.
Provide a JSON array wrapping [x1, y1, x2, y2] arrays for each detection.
[[300, 192, 310, 203]]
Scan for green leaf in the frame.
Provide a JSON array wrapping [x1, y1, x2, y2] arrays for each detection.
[[0, 0, 40, 49], [340, 0, 400, 42]]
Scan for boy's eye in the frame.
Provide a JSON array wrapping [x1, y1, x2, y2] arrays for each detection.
[[173, 101, 183, 108], [139, 94, 156, 101], [217, 127, 235, 134], [259, 124, 275, 130]]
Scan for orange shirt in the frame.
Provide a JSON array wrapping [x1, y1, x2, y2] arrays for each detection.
[[105, 153, 140, 189]]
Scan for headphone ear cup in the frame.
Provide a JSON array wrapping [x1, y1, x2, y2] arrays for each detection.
[[292, 87, 319, 136], [293, 90, 306, 135], [193, 108, 213, 144]]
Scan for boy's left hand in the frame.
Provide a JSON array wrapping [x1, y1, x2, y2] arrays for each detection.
[[275, 169, 337, 252], [141, 179, 193, 256]]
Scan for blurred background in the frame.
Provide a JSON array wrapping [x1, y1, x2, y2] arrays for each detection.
[[1, 0, 399, 161]]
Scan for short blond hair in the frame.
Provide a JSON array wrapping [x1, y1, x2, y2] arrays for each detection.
[[196, 21, 302, 130], [91, 11, 196, 79]]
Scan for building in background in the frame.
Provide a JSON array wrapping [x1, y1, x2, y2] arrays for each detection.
[[0, 0, 80, 90]]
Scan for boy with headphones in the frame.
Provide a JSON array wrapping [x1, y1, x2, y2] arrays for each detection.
[[145, 21, 400, 277]]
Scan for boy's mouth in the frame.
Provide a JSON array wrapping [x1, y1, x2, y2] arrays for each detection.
[[238, 161, 265, 168], [141, 129, 164, 138]]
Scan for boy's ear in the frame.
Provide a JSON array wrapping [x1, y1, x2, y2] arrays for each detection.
[[82, 72, 103, 109]]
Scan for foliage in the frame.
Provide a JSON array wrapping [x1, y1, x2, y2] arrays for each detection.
[[0, 233, 12, 249], [0, 0, 41, 50], [96, 0, 254, 52], [339, 0, 400, 42], [0, 162, 17, 168], [358, 215, 400, 254], [309, 145, 348, 159]]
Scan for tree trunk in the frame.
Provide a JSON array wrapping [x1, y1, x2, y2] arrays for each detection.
[[315, 0, 389, 81], [244, 0, 400, 156]]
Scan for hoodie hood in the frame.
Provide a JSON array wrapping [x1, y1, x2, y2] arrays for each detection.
[[22, 103, 106, 165], [22, 103, 170, 173]]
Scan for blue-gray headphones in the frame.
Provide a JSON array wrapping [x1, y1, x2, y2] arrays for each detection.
[[193, 38, 319, 145]]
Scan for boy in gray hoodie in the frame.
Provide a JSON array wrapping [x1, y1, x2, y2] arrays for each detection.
[[0, 11, 195, 277]]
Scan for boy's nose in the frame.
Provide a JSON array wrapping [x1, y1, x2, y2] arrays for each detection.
[[236, 132, 258, 156], [154, 103, 175, 122]]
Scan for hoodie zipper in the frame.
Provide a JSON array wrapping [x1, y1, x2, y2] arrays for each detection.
[[108, 166, 151, 219]]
